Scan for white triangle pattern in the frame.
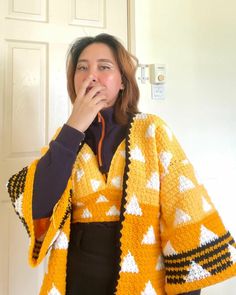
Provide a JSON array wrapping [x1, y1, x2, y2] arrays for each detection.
[[159, 151, 172, 174], [121, 251, 139, 273], [202, 196, 212, 212], [49, 230, 61, 249], [76, 169, 84, 182], [81, 208, 92, 218], [14, 193, 23, 217], [53, 231, 69, 250], [185, 261, 211, 282], [156, 254, 165, 271], [130, 146, 145, 163], [228, 245, 236, 263], [179, 175, 195, 192], [200, 225, 218, 246], [75, 201, 84, 207], [146, 172, 160, 191], [135, 113, 148, 120], [163, 241, 177, 256], [106, 205, 120, 216], [142, 226, 156, 245], [174, 208, 191, 226], [126, 195, 142, 216], [111, 176, 121, 188], [90, 179, 101, 192], [96, 195, 109, 203], [145, 123, 155, 138], [141, 281, 157, 295], [82, 152, 91, 162], [163, 125, 173, 141], [48, 284, 61, 295]]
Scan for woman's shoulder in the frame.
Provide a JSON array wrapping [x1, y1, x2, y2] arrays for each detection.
[[133, 112, 169, 128], [132, 112, 175, 142]]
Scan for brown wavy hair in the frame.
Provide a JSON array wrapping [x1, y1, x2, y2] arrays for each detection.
[[66, 33, 139, 125]]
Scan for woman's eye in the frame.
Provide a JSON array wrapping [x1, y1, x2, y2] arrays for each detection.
[[76, 65, 87, 71], [99, 65, 111, 70]]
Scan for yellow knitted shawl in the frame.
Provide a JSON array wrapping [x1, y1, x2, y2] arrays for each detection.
[[7, 113, 236, 295]]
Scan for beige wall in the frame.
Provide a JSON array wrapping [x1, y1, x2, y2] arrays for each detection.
[[134, 0, 236, 293]]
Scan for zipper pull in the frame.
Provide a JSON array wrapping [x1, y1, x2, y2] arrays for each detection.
[[97, 112, 105, 168], [98, 112, 101, 123]]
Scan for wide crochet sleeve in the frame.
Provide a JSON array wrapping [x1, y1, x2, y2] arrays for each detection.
[[6, 128, 72, 267], [155, 117, 236, 294]]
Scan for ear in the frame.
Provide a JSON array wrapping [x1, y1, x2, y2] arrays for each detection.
[[120, 82, 125, 90]]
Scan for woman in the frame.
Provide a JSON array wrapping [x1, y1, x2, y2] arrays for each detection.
[[7, 34, 236, 295]]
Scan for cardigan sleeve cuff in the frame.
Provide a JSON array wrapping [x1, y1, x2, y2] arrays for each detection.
[[55, 124, 85, 154]]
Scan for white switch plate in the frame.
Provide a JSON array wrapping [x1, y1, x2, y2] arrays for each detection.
[[151, 84, 165, 100]]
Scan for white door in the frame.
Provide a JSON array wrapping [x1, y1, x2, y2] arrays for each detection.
[[0, 1, 129, 294]]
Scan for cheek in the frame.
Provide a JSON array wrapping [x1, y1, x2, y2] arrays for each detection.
[[104, 75, 122, 90], [74, 74, 83, 91]]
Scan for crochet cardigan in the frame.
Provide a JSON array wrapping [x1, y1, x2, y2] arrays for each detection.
[[7, 112, 236, 295]]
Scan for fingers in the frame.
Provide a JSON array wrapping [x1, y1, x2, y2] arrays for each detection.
[[75, 77, 105, 105], [95, 99, 109, 112], [76, 75, 94, 98], [91, 95, 107, 108], [86, 85, 105, 100]]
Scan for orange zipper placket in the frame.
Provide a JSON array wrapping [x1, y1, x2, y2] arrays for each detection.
[[97, 112, 105, 168]]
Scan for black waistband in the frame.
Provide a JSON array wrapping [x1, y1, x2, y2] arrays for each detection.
[[69, 222, 120, 256]]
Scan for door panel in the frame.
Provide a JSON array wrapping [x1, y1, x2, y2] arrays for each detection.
[[0, 1, 128, 294]]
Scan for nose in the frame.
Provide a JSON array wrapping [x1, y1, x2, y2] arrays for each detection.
[[89, 73, 98, 85], [87, 65, 99, 81], [82, 74, 97, 84]]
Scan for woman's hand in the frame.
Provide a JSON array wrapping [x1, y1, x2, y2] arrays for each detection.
[[66, 76, 108, 132]]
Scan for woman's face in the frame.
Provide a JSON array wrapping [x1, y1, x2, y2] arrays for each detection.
[[74, 42, 124, 108]]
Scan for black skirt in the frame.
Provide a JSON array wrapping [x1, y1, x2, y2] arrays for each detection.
[[66, 222, 120, 295]]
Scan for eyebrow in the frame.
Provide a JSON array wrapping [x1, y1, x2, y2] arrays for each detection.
[[77, 59, 114, 64]]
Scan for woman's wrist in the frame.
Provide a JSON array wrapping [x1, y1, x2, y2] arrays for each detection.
[[56, 124, 85, 153]]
